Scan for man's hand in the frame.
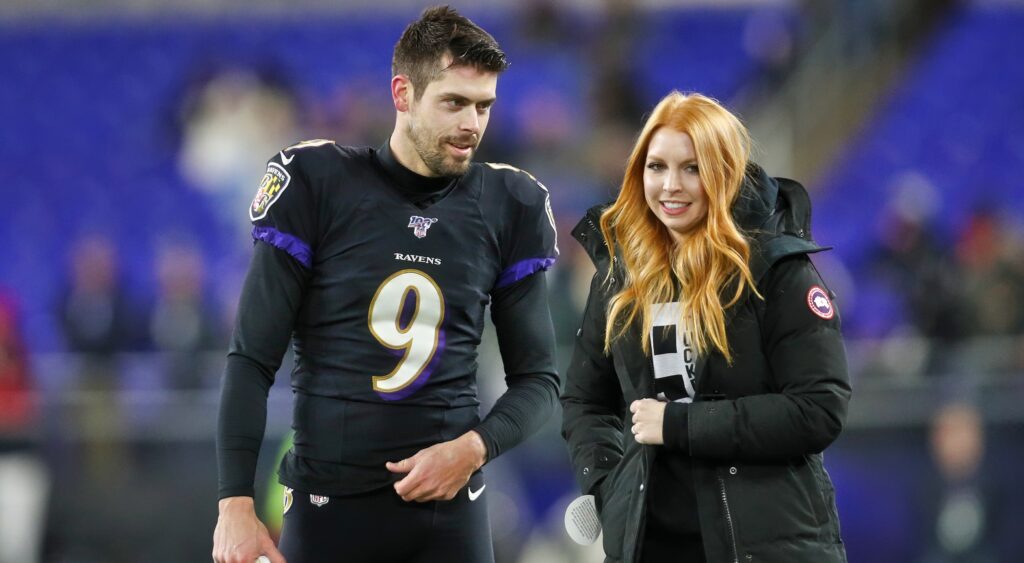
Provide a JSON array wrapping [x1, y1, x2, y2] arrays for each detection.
[[212, 496, 286, 563], [386, 430, 487, 502], [630, 399, 667, 445]]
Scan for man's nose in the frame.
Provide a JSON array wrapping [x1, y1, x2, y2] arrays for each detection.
[[459, 109, 480, 134]]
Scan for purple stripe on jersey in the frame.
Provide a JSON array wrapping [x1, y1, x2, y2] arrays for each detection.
[[495, 256, 556, 289], [252, 226, 312, 269], [379, 323, 448, 402]]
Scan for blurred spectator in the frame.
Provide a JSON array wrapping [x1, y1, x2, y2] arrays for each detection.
[[589, 0, 646, 128], [546, 235, 596, 373], [305, 77, 392, 149], [57, 235, 141, 479], [916, 401, 1001, 563], [584, 121, 637, 197], [955, 208, 1024, 338], [578, 2, 649, 205], [516, 0, 576, 46], [514, 87, 576, 174], [866, 189, 1024, 377], [867, 173, 970, 373], [0, 290, 48, 563], [148, 238, 226, 389], [58, 235, 144, 358], [178, 67, 299, 235]]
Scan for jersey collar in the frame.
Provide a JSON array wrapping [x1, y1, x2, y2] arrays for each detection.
[[377, 138, 457, 195]]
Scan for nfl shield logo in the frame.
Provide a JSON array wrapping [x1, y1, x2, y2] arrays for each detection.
[[309, 494, 330, 507], [408, 216, 438, 239]]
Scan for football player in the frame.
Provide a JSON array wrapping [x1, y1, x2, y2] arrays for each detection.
[[212, 6, 560, 563]]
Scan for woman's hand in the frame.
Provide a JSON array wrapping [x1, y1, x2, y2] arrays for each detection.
[[630, 399, 667, 445]]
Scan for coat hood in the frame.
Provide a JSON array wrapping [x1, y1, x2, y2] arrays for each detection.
[[572, 163, 830, 281]]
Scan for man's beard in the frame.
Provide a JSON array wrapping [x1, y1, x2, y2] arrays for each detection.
[[407, 119, 476, 177]]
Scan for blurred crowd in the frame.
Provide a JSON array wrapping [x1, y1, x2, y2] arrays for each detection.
[[2, 0, 1024, 562], [854, 175, 1024, 379]]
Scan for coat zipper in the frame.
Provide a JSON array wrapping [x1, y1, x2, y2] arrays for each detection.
[[718, 474, 740, 563], [582, 214, 610, 254], [627, 353, 658, 563], [585, 214, 603, 245]]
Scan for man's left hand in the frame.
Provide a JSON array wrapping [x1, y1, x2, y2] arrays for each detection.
[[630, 398, 667, 445], [386, 430, 487, 502]]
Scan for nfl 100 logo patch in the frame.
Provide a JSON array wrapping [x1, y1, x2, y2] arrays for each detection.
[[309, 494, 330, 507], [408, 216, 438, 239]]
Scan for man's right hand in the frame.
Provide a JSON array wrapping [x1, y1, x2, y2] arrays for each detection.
[[212, 496, 286, 563]]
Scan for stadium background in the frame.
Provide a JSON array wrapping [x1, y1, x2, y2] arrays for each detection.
[[2, 0, 1023, 561]]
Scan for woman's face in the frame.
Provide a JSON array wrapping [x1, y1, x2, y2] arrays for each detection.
[[643, 127, 708, 244]]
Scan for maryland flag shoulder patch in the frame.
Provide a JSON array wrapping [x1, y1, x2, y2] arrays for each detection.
[[250, 162, 291, 222]]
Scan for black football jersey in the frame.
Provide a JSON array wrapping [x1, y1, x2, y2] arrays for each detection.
[[245, 139, 558, 494]]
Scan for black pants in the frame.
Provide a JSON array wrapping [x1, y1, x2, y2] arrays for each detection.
[[278, 472, 493, 563]]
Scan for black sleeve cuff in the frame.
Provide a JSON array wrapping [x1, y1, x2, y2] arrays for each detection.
[[473, 426, 497, 464], [473, 373, 558, 460], [663, 402, 690, 453], [216, 354, 274, 499]]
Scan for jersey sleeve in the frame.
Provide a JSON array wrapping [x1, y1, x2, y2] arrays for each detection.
[[492, 166, 559, 290], [219, 226, 312, 499], [475, 270, 560, 461], [248, 150, 319, 269]]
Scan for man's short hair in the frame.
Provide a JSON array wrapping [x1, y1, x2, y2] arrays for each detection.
[[392, 5, 509, 99]]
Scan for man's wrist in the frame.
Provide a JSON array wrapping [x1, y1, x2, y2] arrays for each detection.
[[463, 430, 488, 469], [218, 495, 255, 512]]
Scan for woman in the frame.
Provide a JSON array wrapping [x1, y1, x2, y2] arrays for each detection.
[[561, 92, 851, 563]]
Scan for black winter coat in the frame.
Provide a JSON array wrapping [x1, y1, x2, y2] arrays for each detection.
[[561, 167, 851, 563]]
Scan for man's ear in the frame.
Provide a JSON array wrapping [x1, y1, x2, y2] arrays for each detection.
[[392, 75, 413, 112]]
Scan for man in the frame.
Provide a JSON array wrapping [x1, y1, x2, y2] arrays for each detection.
[[212, 6, 560, 563]]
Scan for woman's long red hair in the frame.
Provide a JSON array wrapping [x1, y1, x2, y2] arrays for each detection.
[[600, 92, 757, 363]]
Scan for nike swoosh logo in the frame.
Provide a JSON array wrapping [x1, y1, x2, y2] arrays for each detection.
[[468, 484, 486, 502], [280, 151, 294, 165]]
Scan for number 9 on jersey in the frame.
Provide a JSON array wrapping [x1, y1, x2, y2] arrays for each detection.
[[368, 270, 445, 394]]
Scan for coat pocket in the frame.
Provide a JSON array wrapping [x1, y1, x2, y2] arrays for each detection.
[[726, 460, 826, 545], [811, 457, 843, 541], [597, 454, 633, 560]]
